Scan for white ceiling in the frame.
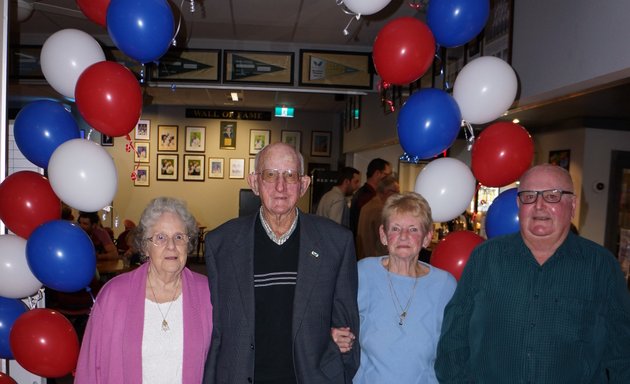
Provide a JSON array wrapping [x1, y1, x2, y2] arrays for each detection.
[[7, 0, 630, 131]]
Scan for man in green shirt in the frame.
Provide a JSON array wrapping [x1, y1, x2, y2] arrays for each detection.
[[436, 164, 630, 383]]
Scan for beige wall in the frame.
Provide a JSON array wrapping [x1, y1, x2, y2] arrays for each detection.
[[104, 105, 341, 235]]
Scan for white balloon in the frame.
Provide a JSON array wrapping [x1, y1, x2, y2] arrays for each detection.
[[343, 0, 391, 15], [414, 158, 476, 223], [453, 56, 518, 125], [0, 235, 42, 299], [48, 138, 118, 212], [40, 29, 106, 99]]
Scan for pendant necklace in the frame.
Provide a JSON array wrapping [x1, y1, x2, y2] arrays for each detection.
[[147, 271, 180, 332], [385, 259, 419, 326]]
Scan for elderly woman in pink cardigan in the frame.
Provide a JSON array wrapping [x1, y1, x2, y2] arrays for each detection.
[[75, 197, 213, 383]]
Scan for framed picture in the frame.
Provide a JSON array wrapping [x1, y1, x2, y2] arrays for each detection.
[[208, 157, 225, 179], [220, 121, 237, 149], [157, 154, 178, 181], [249, 129, 270, 155], [183, 154, 205, 181], [101, 134, 113, 146], [299, 50, 373, 89], [224, 50, 294, 85], [134, 165, 150, 187], [185, 126, 206, 152], [134, 119, 151, 141], [549, 149, 571, 171], [152, 49, 221, 82], [8, 45, 44, 79], [134, 142, 150, 163], [249, 157, 256, 175], [311, 131, 332, 157], [157, 125, 178, 152], [229, 158, 245, 179], [281, 130, 301, 153]]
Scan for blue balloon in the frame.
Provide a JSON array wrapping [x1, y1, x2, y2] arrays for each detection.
[[397, 88, 462, 159], [427, 0, 490, 48], [107, 0, 175, 63], [14, 100, 80, 169], [485, 188, 520, 239], [0, 296, 28, 359], [25, 220, 96, 293]]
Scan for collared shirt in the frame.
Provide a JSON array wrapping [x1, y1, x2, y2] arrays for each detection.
[[435, 232, 630, 384], [316, 186, 349, 226]]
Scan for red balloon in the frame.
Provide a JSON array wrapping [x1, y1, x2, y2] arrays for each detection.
[[9, 309, 79, 378], [373, 17, 436, 85], [431, 230, 484, 280], [0, 373, 18, 384], [0, 171, 61, 239], [471, 122, 534, 187], [76, 0, 110, 27], [75, 61, 143, 137]]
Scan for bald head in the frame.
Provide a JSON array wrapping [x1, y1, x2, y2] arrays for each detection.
[[519, 164, 574, 193]]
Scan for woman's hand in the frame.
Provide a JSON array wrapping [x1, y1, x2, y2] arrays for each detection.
[[331, 327, 355, 353]]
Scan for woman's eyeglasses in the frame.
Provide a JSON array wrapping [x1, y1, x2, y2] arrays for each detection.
[[146, 232, 189, 247], [517, 189, 574, 204]]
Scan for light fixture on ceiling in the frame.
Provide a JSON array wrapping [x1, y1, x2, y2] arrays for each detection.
[[512, 118, 520, 124], [230, 92, 239, 102]]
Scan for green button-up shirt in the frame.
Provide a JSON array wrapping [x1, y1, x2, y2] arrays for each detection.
[[436, 232, 630, 383]]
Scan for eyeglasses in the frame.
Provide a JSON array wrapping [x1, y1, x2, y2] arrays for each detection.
[[517, 189, 574, 204], [256, 169, 302, 184], [146, 232, 189, 247]]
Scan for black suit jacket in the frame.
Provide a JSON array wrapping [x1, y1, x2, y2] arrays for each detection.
[[203, 211, 360, 383]]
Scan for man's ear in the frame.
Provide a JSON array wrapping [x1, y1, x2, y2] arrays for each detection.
[[299, 175, 312, 197], [247, 173, 259, 195]]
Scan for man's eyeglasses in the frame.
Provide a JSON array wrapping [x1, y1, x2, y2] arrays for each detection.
[[146, 232, 189, 247], [517, 189, 574, 204], [256, 169, 302, 184]]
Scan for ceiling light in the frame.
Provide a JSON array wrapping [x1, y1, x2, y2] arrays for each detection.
[[512, 118, 520, 124], [230, 92, 239, 102]]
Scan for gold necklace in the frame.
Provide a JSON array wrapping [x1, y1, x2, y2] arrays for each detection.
[[385, 259, 419, 326], [147, 272, 180, 332]]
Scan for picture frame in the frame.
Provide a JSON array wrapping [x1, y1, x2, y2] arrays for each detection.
[[208, 157, 225, 179], [134, 119, 151, 141], [134, 165, 150, 187], [134, 142, 150, 163], [185, 126, 206, 152], [152, 49, 221, 82], [229, 158, 245, 179], [311, 131, 332, 157], [549, 149, 571, 171], [101, 134, 114, 146], [220, 121, 237, 149], [8, 45, 44, 79], [224, 50, 294, 85], [157, 154, 178, 181], [281, 130, 301, 153], [249, 129, 271, 155], [183, 154, 205, 181], [249, 158, 256, 175], [299, 50, 373, 89], [157, 125, 178, 152]]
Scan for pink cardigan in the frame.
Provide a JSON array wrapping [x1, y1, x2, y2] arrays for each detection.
[[74, 262, 213, 383]]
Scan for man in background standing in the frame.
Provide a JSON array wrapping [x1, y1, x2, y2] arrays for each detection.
[[356, 176, 399, 260], [316, 166, 361, 227], [349, 158, 392, 240]]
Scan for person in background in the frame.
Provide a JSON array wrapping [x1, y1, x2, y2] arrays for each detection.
[[75, 197, 212, 383], [435, 164, 630, 383], [204, 142, 360, 383], [316, 166, 361, 227], [355, 176, 400, 260], [116, 219, 136, 254], [78, 211, 119, 261], [335, 192, 456, 383], [349, 158, 392, 239]]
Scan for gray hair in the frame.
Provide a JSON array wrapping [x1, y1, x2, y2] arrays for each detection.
[[132, 197, 199, 261], [254, 142, 305, 174]]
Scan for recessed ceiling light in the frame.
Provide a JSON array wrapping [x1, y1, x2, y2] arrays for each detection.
[[512, 118, 520, 124]]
